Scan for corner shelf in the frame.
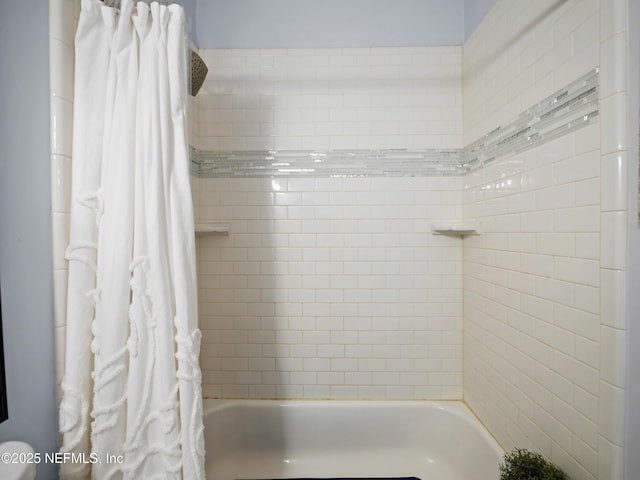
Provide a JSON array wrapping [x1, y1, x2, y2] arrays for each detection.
[[195, 223, 230, 235], [432, 223, 480, 236]]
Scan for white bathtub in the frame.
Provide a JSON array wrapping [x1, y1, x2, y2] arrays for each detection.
[[203, 400, 503, 480]]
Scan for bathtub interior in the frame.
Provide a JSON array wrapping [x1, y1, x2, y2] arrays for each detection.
[[204, 400, 503, 480]]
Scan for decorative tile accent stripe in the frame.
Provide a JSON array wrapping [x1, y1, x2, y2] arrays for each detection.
[[463, 68, 599, 171], [191, 69, 598, 178], [194, 149, 465, 177]]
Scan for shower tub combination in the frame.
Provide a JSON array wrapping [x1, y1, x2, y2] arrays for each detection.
[[204, 400, 503, 480]]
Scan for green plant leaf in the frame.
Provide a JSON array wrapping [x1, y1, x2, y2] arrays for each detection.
[[499, 449, 568, 480]]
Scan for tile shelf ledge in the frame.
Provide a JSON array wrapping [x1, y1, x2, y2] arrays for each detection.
[[432, 223, 480, 236], [195, 223, 230, 235]]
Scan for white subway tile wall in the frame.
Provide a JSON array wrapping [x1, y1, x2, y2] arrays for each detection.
[[195, 46, 465, 400], [197, 47, 462, 151], [463, 0, 626, 479], [597, 0, 629, 477], [196, 175, 464, 399], [49, 0, 78, 406], [463, 129, 602, 479]]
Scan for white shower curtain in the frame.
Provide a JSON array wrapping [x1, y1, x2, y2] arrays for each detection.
[[59, 1, 205, 478]]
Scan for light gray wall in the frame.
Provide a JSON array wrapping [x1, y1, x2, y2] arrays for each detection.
[[194, 0, 466, 48], [464, 0, 496, 39], [0, 1, 59, 479], [182, 0, 198, 42]]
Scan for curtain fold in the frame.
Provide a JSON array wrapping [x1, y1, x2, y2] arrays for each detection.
[[59, 1, 205, 478]]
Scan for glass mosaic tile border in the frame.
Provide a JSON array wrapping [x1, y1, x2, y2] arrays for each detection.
[[191, 68, 598, 178], [192, 149, 465, 177]]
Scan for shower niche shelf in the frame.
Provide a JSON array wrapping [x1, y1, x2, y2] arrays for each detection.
[[195, 223, 230, 235], [432, 223, 480, 236]]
